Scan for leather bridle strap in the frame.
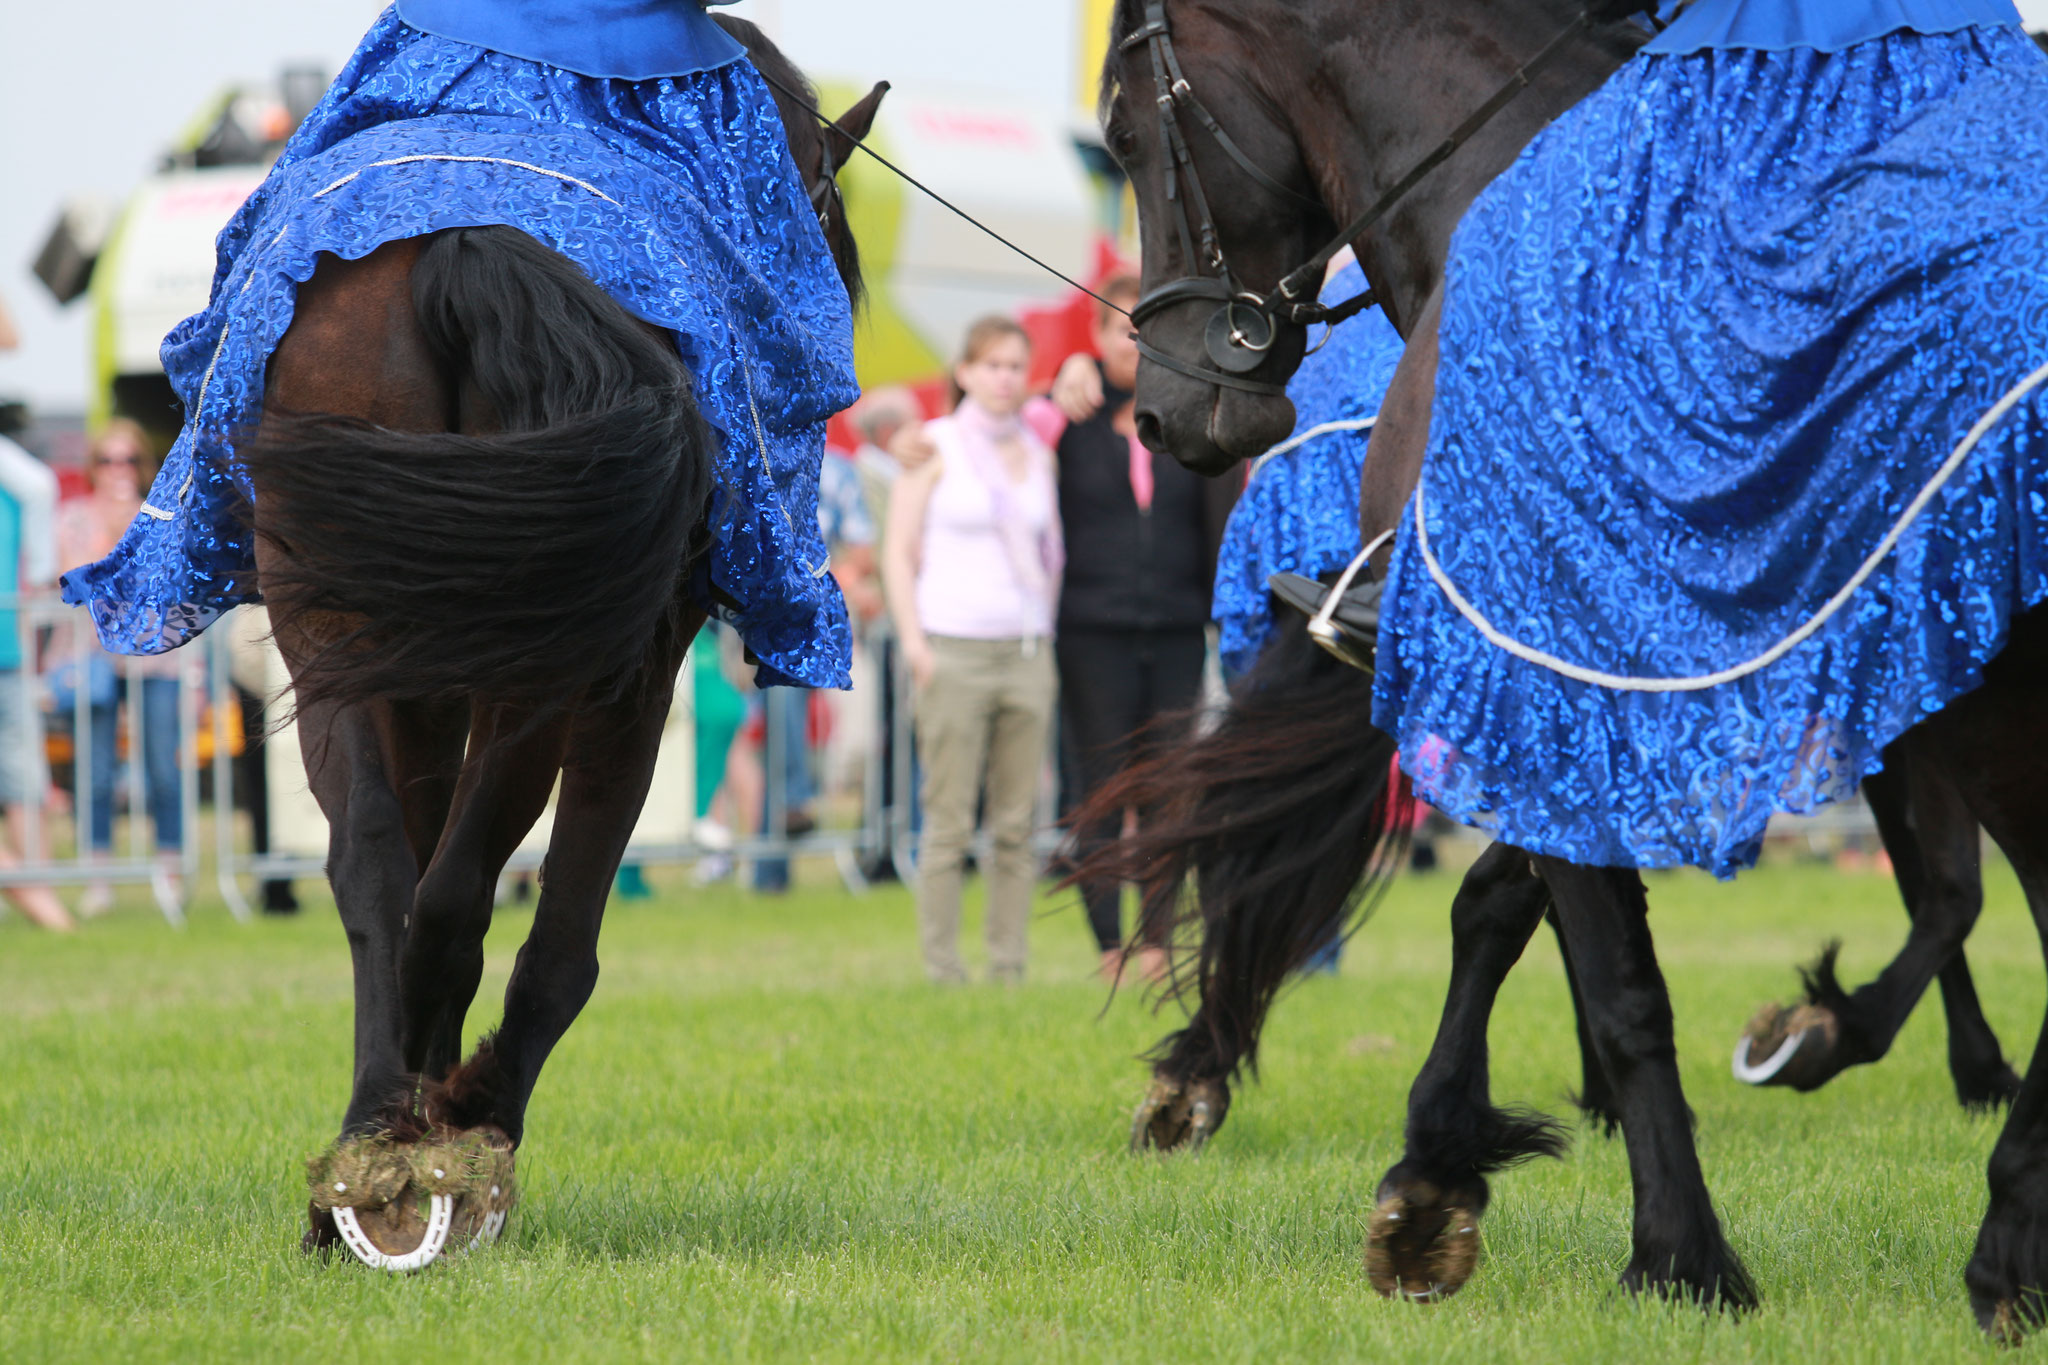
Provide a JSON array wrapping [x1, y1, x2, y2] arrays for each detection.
[[1123, 8, 1322, 215], [1134, 336, 1290, 395], [1126, 1, 1608, 380]]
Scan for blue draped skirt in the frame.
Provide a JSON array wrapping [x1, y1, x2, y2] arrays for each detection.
[[61, 8, 858, 688], [1373, 26, 2048, 875]]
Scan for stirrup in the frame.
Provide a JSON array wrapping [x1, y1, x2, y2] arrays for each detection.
[[1271, 529, 1393, 677]]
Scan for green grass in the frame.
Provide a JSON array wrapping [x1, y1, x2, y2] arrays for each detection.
[[2, 853, 2043, 1362]]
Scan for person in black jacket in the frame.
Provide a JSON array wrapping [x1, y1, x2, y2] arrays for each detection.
[[1045, 274, 1238, 981]]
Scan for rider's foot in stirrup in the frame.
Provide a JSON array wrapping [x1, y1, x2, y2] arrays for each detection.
[[1269, 569, 1384, 675]]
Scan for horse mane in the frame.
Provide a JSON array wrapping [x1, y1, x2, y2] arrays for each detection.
[[713, 15, 865, 308], [1101, 0, 1644, 117]]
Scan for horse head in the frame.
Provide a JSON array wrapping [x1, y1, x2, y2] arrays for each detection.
[[1099, 0, 1643, 473], [716, 15, 888, 307], [1100, 0, 1332, 472]]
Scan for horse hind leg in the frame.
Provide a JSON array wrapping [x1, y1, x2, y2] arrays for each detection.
[[1732, 739, 2013, 1105], [281, 692, 424, 1255], [399, 701, 569, 1085], [1365, 843, 1566, 1302], [431, 611, 696, 1147], [1548, 907, 1622, 1135]]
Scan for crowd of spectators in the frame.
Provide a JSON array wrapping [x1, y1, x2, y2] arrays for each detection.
[[710, 269, 1241, 987], [0, 411, 195, 931], [0, 269, 1245, 972]]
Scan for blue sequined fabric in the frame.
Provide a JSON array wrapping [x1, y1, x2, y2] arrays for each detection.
[[60, 7, 857, 688], [1213, 264, 1405, 675], [1374, 27, 2048, 875]]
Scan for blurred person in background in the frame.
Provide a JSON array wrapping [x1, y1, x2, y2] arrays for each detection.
[[851, 387, 932, 547], [850, 386, 932, 883], [884, 317, 1061, 984], [1036, 274, 1238, 983], [0, 422, 72, 930], [55, 420, 184, 916], [747, 448, 876, 892]]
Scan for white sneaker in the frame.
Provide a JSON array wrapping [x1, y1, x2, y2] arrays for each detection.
[[151, 859, 186, 919], [694, 819, 734, 853], [691, 852, 734, 886], [78, 882, 115, 919]]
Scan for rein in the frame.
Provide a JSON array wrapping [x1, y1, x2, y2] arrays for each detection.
[[1123, 1, 1607, 395], [756, 3, 1614, 400], [753, 68, 1138, 321]]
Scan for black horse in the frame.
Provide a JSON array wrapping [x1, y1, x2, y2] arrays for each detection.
[[247, 21, 885, 1265], [1079, 608, 2018, 1161], [1099, 0, 2048, 1332]]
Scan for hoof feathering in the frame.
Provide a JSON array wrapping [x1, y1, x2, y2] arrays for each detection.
[[306, 1126, 517, 1272], [1365, 1187, 1481, 1303]]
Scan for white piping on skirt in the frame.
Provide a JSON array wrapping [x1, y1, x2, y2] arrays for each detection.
[[1412, 356, 2048, 693], [1249, 416, 1376, 479]]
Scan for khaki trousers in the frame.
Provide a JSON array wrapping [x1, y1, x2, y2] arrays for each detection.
[[912, 635, 1057, 983]]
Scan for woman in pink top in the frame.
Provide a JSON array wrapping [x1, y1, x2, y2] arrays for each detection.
[[55, 420, 186, 916], [883, 316, 1062, 984]]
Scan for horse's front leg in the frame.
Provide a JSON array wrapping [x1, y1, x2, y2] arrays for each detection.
[[1539, 859, 1755, 1309], [433, 610, 699, 1145], [1364, 842, 1564, 1301]]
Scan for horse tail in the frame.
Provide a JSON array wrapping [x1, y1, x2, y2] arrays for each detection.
[[1068, 612, 1413, 1082], [244, 225, 716, 712]]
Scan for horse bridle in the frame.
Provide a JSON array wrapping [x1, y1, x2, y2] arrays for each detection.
[[1122, 0, 1610, 398], [800, 141, 847, 237]]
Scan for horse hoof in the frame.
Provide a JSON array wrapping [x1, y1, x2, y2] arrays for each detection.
[[1986, 1300, 2027, 1347], [306, 1126, 518, 1272], [333, 1193, 457, 1272], [1129, 1072, 1229, 1153], [1731, 1001, 1839, 1090], [1364, 1181, 1481, 1302]]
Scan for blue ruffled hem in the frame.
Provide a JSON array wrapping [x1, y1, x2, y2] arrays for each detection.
[[1643, 0, 2023, 54], [62, 8, 856, 689], [1371, 27, 2048, 875]]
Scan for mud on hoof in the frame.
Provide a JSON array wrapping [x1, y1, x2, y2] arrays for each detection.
[[1732, 999, 1842, 1091], [1129, 1071, 1230, 1153], [1364, 1171, 1486, 1302], [306, 1125, 518, 1272]]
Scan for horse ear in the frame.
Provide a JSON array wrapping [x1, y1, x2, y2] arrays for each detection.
[[826, 81, 890, 173]]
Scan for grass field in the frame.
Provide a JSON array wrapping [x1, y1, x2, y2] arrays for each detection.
[[2, 852, 2043, 1362]]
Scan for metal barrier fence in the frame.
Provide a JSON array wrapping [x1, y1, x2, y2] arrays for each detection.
[[0, 596, 939, 923], [0, 591, 1883, 928]]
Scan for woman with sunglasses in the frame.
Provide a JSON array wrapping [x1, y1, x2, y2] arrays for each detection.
[[55, 421, 184, 916]]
